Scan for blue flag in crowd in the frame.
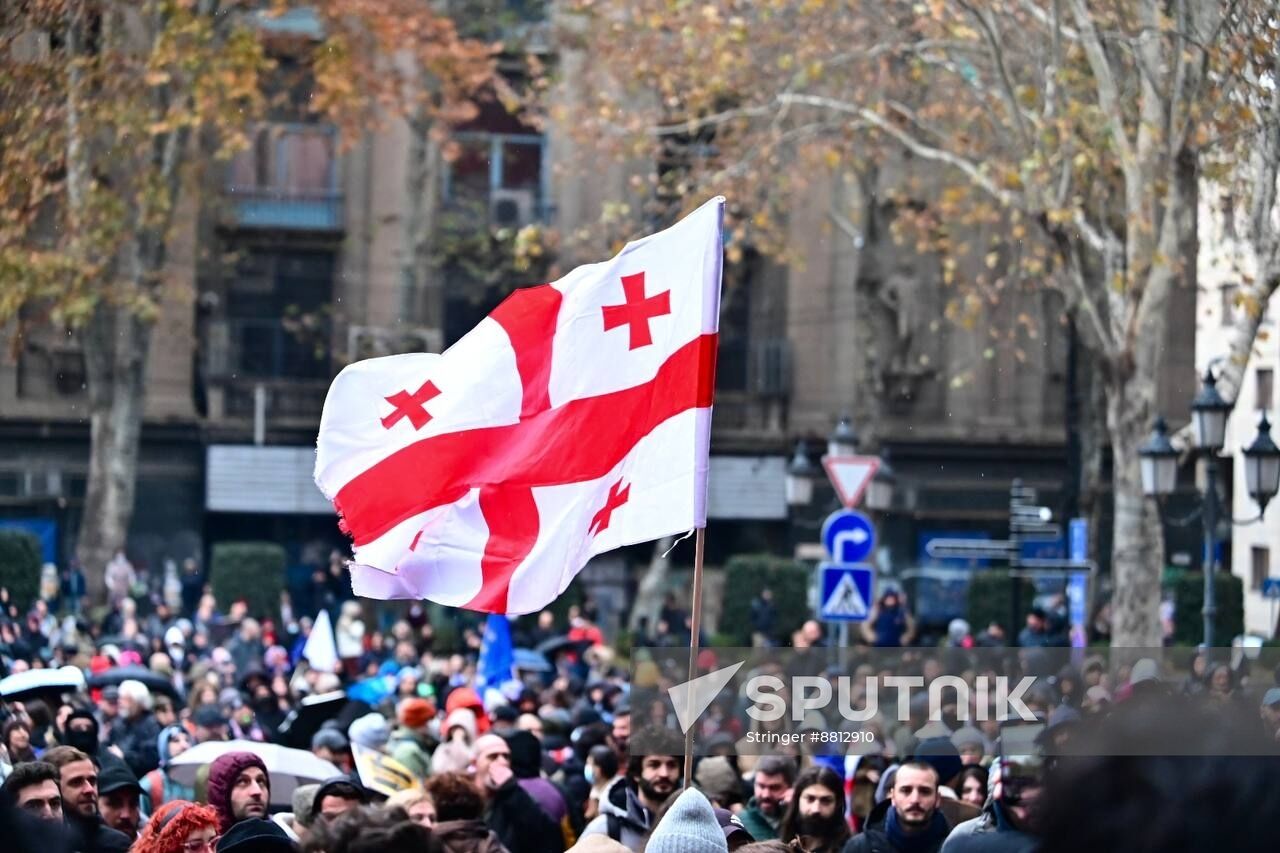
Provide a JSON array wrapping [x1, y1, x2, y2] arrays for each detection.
[[479, 613, 514, 687]]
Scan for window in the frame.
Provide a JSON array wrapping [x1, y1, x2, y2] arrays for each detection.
[[1257, 368, 1274, 411], [1252, 546, 1271, 593], [1221, 284, 1238, 327], [444, 132, 546, 226]]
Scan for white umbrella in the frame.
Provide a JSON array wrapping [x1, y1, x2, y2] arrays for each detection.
[[0, 665, 85, 699], [167, 740, 341, 803]]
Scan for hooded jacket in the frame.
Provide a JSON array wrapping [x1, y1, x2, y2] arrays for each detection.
[[206, 751, 270, 832], [938, 801, 1036, 853], [581, 777, 654, 852], [140, 725, 196, 814]]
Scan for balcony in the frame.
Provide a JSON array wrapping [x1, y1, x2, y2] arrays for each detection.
[[225, 124, 342, 232], [206, 317, 331, 383]]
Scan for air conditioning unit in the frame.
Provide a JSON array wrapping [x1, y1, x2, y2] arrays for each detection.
[[750, 339, 792, 398], [347, 325, 443, 362], [489, 188, 536, 228]]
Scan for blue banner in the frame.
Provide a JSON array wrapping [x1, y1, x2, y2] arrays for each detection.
[[478, 614, 514, 688]]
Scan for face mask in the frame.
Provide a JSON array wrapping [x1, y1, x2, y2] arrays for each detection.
[[584, 764, 596, 784]]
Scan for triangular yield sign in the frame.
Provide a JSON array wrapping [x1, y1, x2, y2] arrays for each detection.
[[668, 660, 746, 734], [823, 455, 881, 507]]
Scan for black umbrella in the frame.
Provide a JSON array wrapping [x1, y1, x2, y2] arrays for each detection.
[[275, 690, 349, 750], [534, 635, 593, 659], [86, 665, 181, 701]]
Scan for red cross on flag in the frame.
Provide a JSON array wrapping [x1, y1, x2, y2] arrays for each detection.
[[314, 197, 724, 615]]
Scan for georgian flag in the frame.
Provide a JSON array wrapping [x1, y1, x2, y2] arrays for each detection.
[[314, 198, 723, 615]]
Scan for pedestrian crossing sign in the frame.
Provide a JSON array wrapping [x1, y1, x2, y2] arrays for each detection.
[[818, 563, 874, 622]]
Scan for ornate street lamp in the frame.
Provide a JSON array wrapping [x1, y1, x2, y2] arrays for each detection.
[[785, 440, 817, 507], [1190, 368, 1232, 452], [827, 416, 859, 458], [1138, 416, 1179, 498], [1242, 411, 1280, 515]]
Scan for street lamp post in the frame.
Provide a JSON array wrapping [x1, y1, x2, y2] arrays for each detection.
[[1140, 368, 1280, 649]]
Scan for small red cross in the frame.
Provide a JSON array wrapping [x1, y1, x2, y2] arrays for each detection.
[[588, 479, 630, 537], [381, 380, 441, 430], [602, 272, 671, 349]]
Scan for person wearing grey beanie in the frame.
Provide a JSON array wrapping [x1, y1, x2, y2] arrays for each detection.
[[347, 713, 391, 751], [647, 789, 727, 853]]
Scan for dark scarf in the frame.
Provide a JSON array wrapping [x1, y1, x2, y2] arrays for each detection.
[[885, 806, 950, 853]]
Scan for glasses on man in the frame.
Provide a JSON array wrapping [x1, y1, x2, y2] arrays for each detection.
[[183, 835, 221, 853]]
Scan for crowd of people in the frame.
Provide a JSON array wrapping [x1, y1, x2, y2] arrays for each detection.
[[1, 563, 1280, 853]]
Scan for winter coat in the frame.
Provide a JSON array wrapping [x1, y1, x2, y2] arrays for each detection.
[[580, 777, 653, 853], [843, 799, 953, 853], [939, 802, 1037, 853], [432, 819, 511, 853], [110, 711, 162, 778], [66, 812, 132, 853], [388, 725, 434, 780], [739, 797, 782, 841], [486, 776, 566, 853]]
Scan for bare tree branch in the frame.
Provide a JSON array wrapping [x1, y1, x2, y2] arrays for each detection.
[[1068, 0, 1138, 179], [955, 0, 1034, 149]]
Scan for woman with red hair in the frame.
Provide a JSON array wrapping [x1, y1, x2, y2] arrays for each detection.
[[131, 801, 220, 853]]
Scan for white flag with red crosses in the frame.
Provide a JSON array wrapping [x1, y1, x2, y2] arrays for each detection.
[[314, 197, 724, 615]]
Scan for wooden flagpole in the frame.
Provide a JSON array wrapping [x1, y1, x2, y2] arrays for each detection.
[[683, 526, 706, 788]]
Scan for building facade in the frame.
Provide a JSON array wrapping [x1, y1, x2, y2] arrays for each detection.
[[1196, 187, 1280, 638]]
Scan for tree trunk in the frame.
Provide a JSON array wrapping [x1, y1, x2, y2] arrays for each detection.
[[1105, 368, 1165, 647], [77, 302, 154, 603], [629, 535, 674, 632], [399, 113, 443, 330]]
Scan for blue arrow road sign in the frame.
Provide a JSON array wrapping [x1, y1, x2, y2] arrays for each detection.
[[822, 509, 876, 564], [819, 563, 875, 622]]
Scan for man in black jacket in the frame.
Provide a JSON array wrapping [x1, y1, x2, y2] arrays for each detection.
[[844, 762, 953, 853], [108, 680, 162, 778], [44, 746, 131, 853], [471, 733, 565, 853]]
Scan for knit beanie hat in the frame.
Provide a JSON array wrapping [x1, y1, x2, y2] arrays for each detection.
[[693, 757, 741, 806], [348, 712, 391, 750], [646, 788, 728, 853], [397, 697, 436, 729]]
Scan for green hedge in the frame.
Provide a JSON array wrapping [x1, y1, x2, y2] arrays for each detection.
[[0, 530, 41, 611], [210, 542, 285, 620], [966, 570, 1037, 639], [719, 553, 811, 645], [1172, 571, 1244, 646]]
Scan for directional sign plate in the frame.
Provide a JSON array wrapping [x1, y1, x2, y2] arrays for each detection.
[[819, 563, 875, 622], [822, 509, 876, 564], [822, 455, 880, 508]]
